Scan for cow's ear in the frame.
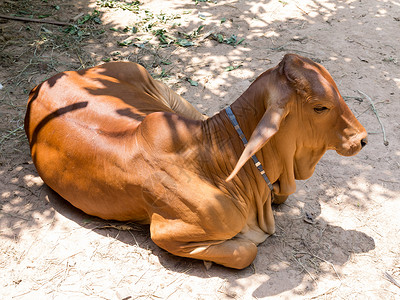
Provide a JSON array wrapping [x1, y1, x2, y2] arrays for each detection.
[[279, 53, 311, 99], [226, 105, 286, 181]]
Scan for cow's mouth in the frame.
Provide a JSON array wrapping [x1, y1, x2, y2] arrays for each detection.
[[336, 143, 362, 157], [335, 133, 367, 157]]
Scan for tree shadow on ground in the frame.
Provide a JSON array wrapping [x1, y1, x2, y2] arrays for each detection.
[[35, 174, 376, 297], [0, 152, 383, 297]]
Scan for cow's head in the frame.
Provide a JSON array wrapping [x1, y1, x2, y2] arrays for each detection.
[[227, 54, 367, 194]]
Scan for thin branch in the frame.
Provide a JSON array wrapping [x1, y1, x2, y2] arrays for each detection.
[[294, 251, 342, 282], [309, 284, 341, 299], [0, 14, 71, 26], [0, 125, 24, 146], [384, 272, 400, 289], [293, 255, 317, 285], [357, 90, 389, 146]]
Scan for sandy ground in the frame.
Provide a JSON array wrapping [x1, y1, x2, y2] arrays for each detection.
[[1, 0, 399, 299]]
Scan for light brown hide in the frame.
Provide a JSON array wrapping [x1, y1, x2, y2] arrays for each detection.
[[25, 54, 367, 269]]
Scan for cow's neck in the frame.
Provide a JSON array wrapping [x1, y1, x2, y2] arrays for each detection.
[[200, 72, 282, 212]]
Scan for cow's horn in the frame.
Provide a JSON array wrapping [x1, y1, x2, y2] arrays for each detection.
[[226, 107, 284, 182]]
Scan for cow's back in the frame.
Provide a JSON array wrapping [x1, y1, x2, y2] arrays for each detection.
[[24, 62, 195, 221]]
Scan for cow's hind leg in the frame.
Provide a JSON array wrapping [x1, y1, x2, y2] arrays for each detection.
[[150, 221, 257, 269]]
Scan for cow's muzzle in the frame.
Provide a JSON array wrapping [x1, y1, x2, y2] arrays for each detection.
[[336, 131, 368, 156]]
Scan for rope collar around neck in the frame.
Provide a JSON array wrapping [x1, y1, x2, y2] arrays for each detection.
[[225, 106, 274, 191]]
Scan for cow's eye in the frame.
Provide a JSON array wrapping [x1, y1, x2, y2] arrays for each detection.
[[314, 106, 329, 113]]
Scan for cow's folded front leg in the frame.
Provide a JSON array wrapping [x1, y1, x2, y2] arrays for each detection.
[[150, 218, 257, 269], [153, 236, 258, 269]]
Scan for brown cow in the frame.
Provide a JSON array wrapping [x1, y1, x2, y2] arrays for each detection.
[[25, 54, 367, 269]]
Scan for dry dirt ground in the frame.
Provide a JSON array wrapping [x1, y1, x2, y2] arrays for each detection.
[[1, 0, 399, 299]]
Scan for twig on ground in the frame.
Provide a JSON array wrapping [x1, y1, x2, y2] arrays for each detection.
[[294, 1, 310, 15], [309, 285, 341, 299], [7, 60, 39, 85], [384, 272, 400, 289], [135, 268, 150, 285], [12, 290, 33, 298], [76, 51, 86, 69], [0, 125, 24, 146], [293, 255, 317, 285], [357, 90, 389, 146], [0, 211, 30, 221], [295, 251, 341, 281], [378, 179, 400, 184], [313, 255, 341, 281], [343, 95, 363, 103], [96, 224, 140, 231], [17, 217, 56, 264], [0, 14, 71, 26], [269, 44, 316, 57], [165, 272, 190, 300]]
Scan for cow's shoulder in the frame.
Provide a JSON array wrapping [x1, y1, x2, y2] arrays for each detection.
[[137, 111, 203, 155]]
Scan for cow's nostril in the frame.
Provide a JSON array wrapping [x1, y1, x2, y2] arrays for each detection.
[[361, 137, 368, 148]]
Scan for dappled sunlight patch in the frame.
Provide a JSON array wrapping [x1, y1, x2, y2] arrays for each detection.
[[289, 200, 305, 215], [23, 174, 44, 187], [338, 159, 374, 171], [346, 176, 370, 194], [1, 191, 11, 199], [309, 1, 337, 18], [323, 175, 398, 209], [344, 57, 352, 63], [268, 261, 291, 272], [318, 171, 399, 241], [375, 8, 388, 17], [264, 30, 280, 38], [370, 182, 399, 202], [394, 78, 400, 88], [37, 209, 53, 219], [320, 201, 358, 228], [2, 197, 31, 217], [348, 189, 366, 202], [8, 194, 23, 206]]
